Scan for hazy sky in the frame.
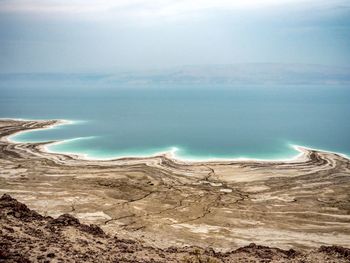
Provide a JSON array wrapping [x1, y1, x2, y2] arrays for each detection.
[[0, 0, 349, 73]]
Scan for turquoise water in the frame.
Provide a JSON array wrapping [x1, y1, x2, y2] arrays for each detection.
[[1, 84, 349, 160]]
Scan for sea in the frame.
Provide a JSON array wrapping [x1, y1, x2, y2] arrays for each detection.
[[1, 82, 349, 160]]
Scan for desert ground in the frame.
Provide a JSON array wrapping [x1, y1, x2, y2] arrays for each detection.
[[0, 119, 349, 261]]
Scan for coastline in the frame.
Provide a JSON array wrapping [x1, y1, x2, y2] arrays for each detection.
[[2, 118, 74, 143], [3, 117, 343, 163], [1, 118, 350, 251]]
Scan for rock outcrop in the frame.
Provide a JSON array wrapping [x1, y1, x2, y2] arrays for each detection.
[[1, 194, 350, 263]]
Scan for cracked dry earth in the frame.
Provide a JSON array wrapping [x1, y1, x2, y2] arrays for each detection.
[[0, 119, 350, 253], [2, 194, 350, 262]]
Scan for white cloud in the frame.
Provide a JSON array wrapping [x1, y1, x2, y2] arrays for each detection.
[[0, 0, 347, 19]]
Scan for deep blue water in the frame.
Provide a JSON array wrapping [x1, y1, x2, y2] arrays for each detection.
[[1, 84, 349, 160]]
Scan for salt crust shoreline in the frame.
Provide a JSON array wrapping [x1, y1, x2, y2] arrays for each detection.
[[2, 117, 349, 163]]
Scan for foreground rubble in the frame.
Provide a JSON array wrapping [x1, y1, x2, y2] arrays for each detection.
[[1, 194, 349, 263]]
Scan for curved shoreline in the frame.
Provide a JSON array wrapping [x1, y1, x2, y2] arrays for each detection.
[[1, 118, 350, 251], [4, 117, 344, 163]]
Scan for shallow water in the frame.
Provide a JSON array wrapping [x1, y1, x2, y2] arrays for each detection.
[[1, 84, 350, 160]]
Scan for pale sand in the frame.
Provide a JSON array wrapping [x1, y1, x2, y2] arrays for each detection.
[[0, 119, 349, 251]]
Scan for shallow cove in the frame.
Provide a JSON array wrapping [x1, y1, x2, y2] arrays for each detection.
[[1, 84, 350, 160]]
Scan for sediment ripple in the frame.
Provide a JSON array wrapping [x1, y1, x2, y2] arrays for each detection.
[[0, 119, 349, 250]]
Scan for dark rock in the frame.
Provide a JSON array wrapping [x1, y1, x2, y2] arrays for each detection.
[[47, 213, 106, 237], [165, 246, 179, 253], [3, 226, 15, 233], [232, 243, 296, 259], [285, 248, 299, 258], [17, 257, 31, 263], [319, 245, 350, 260], [80, 224, 105, 236], [49, 214, 80, 226], [0, 194, 16, 202], [204, 247, 217, 257], [114, 237, 136, 244], [0, 194, 43, 221]]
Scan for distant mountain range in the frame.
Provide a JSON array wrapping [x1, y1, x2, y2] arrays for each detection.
[[1, 64, 349, 88]]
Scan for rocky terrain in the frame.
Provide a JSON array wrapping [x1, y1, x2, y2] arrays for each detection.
[[0, 119, 350, 261], [1, 194, 350, 262]]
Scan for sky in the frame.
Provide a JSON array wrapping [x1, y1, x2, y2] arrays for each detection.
[[0, 0, 350, 73]]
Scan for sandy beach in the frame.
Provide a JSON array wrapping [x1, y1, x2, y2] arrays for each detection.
[[1, 119, 350, 252]]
